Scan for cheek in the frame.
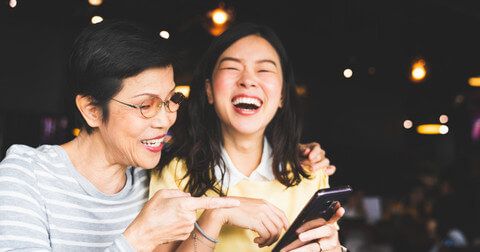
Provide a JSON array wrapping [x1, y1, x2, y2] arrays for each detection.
[[212, 73, 236, 97], [263, 79, 283, 104], [167, 113, 177, 128]]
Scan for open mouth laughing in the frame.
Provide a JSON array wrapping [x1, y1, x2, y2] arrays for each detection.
[[232, 96, 263, 112], [141, 135, 165, 152]]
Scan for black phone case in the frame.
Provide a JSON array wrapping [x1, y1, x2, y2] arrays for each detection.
[[272, 186, 352, 252]]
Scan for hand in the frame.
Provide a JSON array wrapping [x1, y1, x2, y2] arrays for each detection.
[[280, 205, 345, 252], [299, 142, 336, 176], [213, 197, 290, 248], [123, 189, 240, 251]]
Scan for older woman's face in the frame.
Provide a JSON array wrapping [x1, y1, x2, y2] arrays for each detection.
[[99, 66, 177, 169], [208, 35, 283, 137]]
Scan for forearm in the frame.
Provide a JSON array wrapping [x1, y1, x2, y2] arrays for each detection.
[[175, 209, 224, 252]]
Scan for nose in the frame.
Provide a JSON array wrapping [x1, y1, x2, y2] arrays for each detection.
[[238, 70, 257, 88]]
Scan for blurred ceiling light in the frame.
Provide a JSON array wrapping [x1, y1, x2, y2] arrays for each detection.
[[175, 85, 190, 98], [439, 125, 449, 134], [343, 68, 353, 78], [417, 124, 448, 135], [411, 59, 426, 82], [212, 8, 228, 25], [204, 2, 234, 36], [88, 0, 102, 6], [9, 0, 17, 8], [439, 114, 448, 124], [403, 120, 413, 129], [91, 16, 103, 24], [468, 77, 480, 87], [159, 31, 170, 39], [296, 85, 307, 97]]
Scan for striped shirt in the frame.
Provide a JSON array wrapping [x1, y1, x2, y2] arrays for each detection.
[[0, 144, 149, 251]]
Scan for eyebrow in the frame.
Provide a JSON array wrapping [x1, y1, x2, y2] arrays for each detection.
[[133, 87, 176, 99], [218, 57, 278, 67]]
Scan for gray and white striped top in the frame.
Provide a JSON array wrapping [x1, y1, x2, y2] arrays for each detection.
[[0, 144, 149, 251]]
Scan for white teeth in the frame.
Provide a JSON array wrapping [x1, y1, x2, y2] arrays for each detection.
[[232, 97, 262, 107], [141, 138, 164, 147]]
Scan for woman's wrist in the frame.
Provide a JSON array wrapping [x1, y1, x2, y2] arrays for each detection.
[[196, 208, 226, 240]]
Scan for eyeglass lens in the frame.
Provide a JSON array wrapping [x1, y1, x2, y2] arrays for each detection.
[[139, 92, 185, 118]]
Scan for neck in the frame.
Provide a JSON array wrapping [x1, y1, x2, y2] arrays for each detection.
[[221, 128, 265, 177], [61, 130, 128, 195]]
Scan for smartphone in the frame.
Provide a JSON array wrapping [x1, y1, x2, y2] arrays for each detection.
[[272, 186, 352, 252]]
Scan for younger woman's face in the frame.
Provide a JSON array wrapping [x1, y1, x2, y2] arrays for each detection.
[[99, 66, 177, 169], [207, 35, 283, 138]]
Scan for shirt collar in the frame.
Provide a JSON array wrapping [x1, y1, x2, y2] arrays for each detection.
[[214, 137, 275, 191]]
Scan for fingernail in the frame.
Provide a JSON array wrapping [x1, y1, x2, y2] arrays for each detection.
[[298, 233, 308, 242]]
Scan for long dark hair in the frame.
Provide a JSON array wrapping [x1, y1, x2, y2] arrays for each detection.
[[158, 22, 308, 196]]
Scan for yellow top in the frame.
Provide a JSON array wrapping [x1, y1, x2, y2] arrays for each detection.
[[150, 158, 330, 252]]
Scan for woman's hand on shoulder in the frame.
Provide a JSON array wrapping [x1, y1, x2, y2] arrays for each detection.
[[209, 196, 290, 248], [123, 189, 239, 251], [279, 205, 345, 252], [298, 142, 336, 176]]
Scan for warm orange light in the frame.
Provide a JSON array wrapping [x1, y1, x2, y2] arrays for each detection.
[[296, 85, 307, 96], [417, 124, 448, 135], [212, 9, 228, 25], [468, 77, 480, 87], [411, 59, 426, 82], [72, 128, 80, 136], [88, 0, 103, 6], [175, 85, 190, 98]]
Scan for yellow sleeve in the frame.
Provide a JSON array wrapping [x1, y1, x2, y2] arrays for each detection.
[[149, 158, 188, 199]]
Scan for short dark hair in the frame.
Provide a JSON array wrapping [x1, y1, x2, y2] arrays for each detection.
[[68, 19, 174, 133], [159, 22, 307, 196]]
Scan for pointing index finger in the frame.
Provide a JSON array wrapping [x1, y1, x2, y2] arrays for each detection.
[[186, 197, 240, 211]]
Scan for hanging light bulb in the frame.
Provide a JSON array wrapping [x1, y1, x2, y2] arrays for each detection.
[[204, 2, 234, 36], [212, 9, 228, 25], [411, 59, 427, 82]]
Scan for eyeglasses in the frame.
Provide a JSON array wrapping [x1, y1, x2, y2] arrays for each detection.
[[112, 92, 186, 118]]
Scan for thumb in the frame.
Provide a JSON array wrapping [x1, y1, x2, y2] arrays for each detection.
[[186, 197, 240, 211]]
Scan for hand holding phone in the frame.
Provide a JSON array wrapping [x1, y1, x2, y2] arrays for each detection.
[[272, 186, 352, 252]]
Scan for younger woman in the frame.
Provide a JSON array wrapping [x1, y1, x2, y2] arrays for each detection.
[[151, 23, 345, 252]]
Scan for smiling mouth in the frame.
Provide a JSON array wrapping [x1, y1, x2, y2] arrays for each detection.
[[232, 97, 263, 111], [141, 137, 164, 148]]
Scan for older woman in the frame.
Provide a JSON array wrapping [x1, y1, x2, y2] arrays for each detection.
[[0, 20, 239, 251]]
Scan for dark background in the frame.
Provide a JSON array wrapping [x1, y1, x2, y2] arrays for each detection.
[[1, 0, 480, 250]]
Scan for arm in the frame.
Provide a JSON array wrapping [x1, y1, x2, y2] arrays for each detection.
[[0, 159, 51, 250], [299, 142, 336, 175], [173, 197, 290, 252], [123, 189, 240, 251]]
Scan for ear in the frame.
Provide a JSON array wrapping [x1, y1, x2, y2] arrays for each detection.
[[75, 95, 103, 128], [205, 79, 214, 104]]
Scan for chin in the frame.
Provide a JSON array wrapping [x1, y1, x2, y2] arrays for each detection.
[[138, 154, 162, 169]]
